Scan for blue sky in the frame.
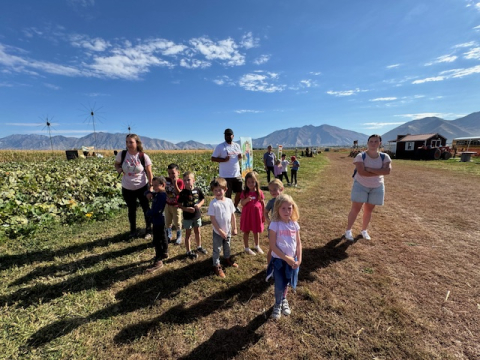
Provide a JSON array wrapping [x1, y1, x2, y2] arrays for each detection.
[[1, 0, 480, 145]]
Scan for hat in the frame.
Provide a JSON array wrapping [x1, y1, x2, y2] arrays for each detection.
[[291, 156, 296, 161], [224, 128, 234, 135]]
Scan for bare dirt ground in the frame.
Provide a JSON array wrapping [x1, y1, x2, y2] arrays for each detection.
[[288, 152, 480, 359]]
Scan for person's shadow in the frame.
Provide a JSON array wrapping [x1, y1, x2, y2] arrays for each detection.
[[25, 237, 353, 350]]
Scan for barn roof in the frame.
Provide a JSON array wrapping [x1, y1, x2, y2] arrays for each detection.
[[397, 133, 446, 142]]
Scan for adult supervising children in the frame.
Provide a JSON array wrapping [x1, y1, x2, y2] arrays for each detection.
[[211, 128, 243, 213], [115, 134, 153, 239], [345, 134, 392, 242], [263, 145, 276, 183]]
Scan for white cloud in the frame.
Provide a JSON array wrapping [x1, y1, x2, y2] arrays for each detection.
[[386, 64, 400, 69], [240, 32, 259, 49], [238, 73, 285, 93], [70, 34, 110, 51], [363, 122, 405, 129], [440, 64, 480, 78], [299, 79, 317, 88], [253, 54, 270, 65], [395, 113, 452, 120], [0, 43, 83, 77], [370, 97, 397, 102], [326, 88, 365, 97], [412, 76, 445, 84], [463, 47, 480, 59], [474, 25, 480, 31], [180, 58, 211, 69], [213, 75, 235, 86], [6, 122, 46, 126], [190, 37, 245, 66], [235, 109, 263, 114], [425, 54, 457, 66], [44, 83, 60, 90], [453, 41, 477, 48], [0, 82, 13, 87], [309, 71, 322, 75]]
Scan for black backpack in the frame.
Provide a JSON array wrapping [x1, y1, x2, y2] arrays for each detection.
[[121, 150, 146, 171], [352, 152, 386, 178]]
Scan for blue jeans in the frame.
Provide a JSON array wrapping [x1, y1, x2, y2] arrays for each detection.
[[272, 257, 297, 305], [212, 231, 231, 266]]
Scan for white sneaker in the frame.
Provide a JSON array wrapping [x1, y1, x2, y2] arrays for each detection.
[[255, 246, 264, 254], [361, 230, 371, 240], [271, 303, 281, 320], [281, 298, 291, 316], [345, 230, 354, 241], [245, 248, 256, 255]]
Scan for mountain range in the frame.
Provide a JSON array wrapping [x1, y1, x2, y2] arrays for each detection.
[[1, 112, 479, 150]]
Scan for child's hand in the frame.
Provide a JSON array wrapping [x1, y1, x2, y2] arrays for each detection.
[[284, 256, 295, 267], [146, 193, 153, 200], [232, 228, 237, 236], [292, 260, 300, 269]]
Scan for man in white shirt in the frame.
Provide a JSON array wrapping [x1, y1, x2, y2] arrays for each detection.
[[211, 128, 243, 213]]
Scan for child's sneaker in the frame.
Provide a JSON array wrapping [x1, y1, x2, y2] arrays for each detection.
[[145, 260, 163, 273], [213, 265, 225, 278], [281, 298, 291, 316], [245, 248, 256, 256], [345, 229, 354, 241], [187, 251, 198, 260], [197, 246, 208, 255], [255, 246, 264, 254], [361, 230, 371, 240], [175, 230, 182, 245], [166, 228, 172, 242], [225, 257, 238, 268], [271, 303, 281, 320]]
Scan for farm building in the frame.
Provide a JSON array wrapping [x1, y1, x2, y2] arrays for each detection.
[[393, 133, 447, 160]]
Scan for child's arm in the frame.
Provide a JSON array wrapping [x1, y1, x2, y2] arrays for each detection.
[[239, 192, 251, 207], [264, 207, 271, 224], [294, 230, 302, 268], [230, 212, 237, 235], [210, 216, 227, 239], [268, 229, 295, 266]]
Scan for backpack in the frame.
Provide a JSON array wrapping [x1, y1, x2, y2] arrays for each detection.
[[352, 152, 385, 178], [121, 150, 146, 171]]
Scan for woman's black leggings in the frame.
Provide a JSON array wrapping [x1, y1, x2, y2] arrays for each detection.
[[122, 184, 151, 233]]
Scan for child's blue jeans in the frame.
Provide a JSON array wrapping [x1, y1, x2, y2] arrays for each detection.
[[272, 257, 296, 305]]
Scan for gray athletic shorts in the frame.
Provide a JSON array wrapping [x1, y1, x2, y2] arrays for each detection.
[[351, 180, 385, 205]]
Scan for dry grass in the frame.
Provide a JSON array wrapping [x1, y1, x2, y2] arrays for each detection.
[[1, 152, 479, 359]]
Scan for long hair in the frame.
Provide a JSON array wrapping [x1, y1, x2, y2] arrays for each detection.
[[271, 194, 300, 222], [243, 171, 260, 198], [126, 133, 144, 152]]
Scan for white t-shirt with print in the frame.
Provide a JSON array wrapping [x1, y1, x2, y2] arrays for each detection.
[[269, 220, 300, 258], [116, 151, 152, 190], [207, 197, 235, 235], [212, 141, 242, 178]]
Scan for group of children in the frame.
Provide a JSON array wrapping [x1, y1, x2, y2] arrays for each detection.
[[143, 164, 302, 320], [273, 154, 300, 187]]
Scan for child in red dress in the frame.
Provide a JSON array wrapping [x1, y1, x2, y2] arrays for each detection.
[[240, 172, 265, 255]]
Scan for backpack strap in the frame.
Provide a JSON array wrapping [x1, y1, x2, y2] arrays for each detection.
[[121, 150, 146, 172]]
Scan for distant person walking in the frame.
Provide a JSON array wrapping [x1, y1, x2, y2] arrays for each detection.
[[290, 156, 300, 187], [263, 145, 276, 183], [211, 128, 243, 213], [115, 134, 153, 239], [345, 134, 392, 242]]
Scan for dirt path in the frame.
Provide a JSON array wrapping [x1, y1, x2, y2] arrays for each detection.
[[298, 152, 480, 358]]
